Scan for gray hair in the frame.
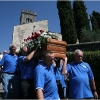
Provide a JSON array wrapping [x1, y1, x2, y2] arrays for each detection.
[[9, 44, 17, 49], [74, 49, 83, 55]]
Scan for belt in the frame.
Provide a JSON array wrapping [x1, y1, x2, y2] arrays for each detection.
[[2, 72, 15, 75]]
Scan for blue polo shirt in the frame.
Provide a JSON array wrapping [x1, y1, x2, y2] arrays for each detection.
[[18, 56, 37, 79], [34, 60, 59, 99], [54, 64, 67, 88], [66, 61, 94, 99], [0, 53, 18, 73]]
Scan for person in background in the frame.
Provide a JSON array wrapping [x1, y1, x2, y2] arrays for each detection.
[[54, 57, 68, 99], [62, 49, 98, 99], [0, 44, 20, 99], [0, 50, 8, 69], [18, 45, 38, 99], [3, 50, 8, 55], [0, 52, 3, 61], [34, 50, 59, 99]]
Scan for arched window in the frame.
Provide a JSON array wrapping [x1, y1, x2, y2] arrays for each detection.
[[26, 18, 32, 23]]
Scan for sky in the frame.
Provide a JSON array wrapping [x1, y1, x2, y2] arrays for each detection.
[[0, 1, 100, 53]]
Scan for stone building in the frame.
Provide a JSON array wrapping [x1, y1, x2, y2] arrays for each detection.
[[12, 9, 62, 51], [20, 9, 37, 24]]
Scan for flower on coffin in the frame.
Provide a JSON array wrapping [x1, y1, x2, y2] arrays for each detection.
[[21, 30, 58, 52]]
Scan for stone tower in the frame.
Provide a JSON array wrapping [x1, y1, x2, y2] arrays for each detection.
[[20, 9, 37, 24]]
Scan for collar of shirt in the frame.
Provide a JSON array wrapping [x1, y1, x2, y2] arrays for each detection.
[[8, 53, 17, 57], [73, 61, 83, 65], [38, 60, 54, 70]]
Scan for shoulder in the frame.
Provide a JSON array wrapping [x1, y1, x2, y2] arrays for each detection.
[[67, 61, 74, 66], [82, 62, 90, 67], [81, 61, 91, 70], [3, 54, 8, 57], [19, 56, 24, 59], [35, 64, 44, 72], [2, 54, 10, 59], [18, 56, 25, 62]]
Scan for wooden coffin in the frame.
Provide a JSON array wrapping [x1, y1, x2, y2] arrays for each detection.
[[34, 38, 67, 59]]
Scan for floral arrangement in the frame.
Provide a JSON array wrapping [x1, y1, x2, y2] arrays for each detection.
[[21, 30, 59, 51]]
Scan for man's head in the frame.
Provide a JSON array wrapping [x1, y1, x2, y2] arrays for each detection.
[[9, 44, 17, 55], [74, 49, 83, 63], [21, 46, 28, 56], [3, 50, 8, 54], [42, 50, 54, 67]]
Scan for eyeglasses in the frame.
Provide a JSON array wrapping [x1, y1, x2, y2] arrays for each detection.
[[11, 48, 16, 50], [77, 55, 83, 57]]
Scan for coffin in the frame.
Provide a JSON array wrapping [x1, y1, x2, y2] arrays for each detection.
[[34, 38, 67, 59]]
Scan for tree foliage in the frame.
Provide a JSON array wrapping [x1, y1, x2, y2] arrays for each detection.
[[80, 28, 100, 43], [73, 0, 90, 43], [90, 15, 99, 31], [57, 0, 77, 44], [91, 11, 100, 30]]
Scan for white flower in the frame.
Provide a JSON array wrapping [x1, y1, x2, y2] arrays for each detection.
[[48, 32, 52, 35], [40, 32, 47, 36], [21, 30, 58, 51], [44, 35, 51, 38]]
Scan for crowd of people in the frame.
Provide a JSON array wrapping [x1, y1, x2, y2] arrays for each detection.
[[0, 44, 99, 99]]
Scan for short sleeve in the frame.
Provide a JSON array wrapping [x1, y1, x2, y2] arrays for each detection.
[[87, 64, 94, 80], [18, 56, 25, 63], [34, 66, 45, 90], [84, 62, 94, 80]]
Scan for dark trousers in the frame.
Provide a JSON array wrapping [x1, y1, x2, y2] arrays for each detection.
[[21, 79, 36, 99], [57, 81, 67, 99]]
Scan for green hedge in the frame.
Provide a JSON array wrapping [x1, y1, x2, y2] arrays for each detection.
[[67, 51, 100, 97]]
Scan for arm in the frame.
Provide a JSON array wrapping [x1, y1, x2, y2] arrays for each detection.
[[87, 63, 98, 99], [24, 48, 38, 62], [36, 89, 44, 99], [61, 57, 68, 75], [0, 67, 2, 71], [90, 79, 98, 99], [34, 66, 45, 99], [53, 60, 56, 67]]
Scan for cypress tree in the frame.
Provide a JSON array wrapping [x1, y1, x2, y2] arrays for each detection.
[[90, 15, 99, 31], [73, 0, 90, 43], [91, 11, 100, 30], [57, 0, 77, 44]]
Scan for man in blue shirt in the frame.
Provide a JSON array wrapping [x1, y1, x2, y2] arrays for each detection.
[[62, 49, 98, 99], [34, 50, 59, 99], [18, 45, 38, 99], [0, 44, 19, 99]]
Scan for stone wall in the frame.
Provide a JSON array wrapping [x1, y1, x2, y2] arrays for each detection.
[[66, 41, 100, 52]]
